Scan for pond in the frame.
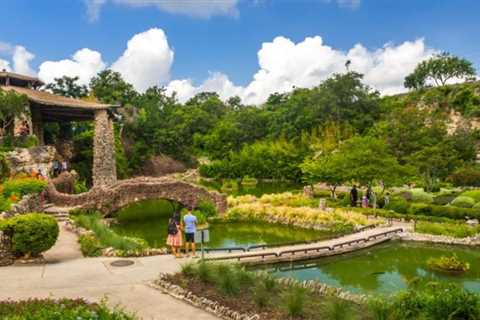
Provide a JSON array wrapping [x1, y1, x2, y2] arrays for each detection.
[[110, 199, 333, 249], [199, 179, 303, 197], [256, 241, 480, 295]]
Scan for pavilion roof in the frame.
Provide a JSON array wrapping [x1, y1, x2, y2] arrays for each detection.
[[0, 71, 44, 87]]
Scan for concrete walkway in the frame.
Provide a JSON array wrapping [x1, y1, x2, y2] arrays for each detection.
[[0, 254, 218, 320], [0, 223, 218, 320]]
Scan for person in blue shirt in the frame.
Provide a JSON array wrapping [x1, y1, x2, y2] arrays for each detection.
[[183, 210, 198, 257]]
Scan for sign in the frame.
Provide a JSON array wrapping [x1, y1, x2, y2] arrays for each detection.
[[194, 229, 210, 244]]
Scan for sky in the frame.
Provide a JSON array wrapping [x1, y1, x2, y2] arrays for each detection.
[[1, 0, 479, 104]]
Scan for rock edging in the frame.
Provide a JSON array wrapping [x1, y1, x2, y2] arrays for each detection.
[[151, 273, 260, 320], [398, 232, 480, 246]]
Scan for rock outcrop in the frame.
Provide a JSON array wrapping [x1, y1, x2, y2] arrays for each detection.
[[5, 146, 56, 176]]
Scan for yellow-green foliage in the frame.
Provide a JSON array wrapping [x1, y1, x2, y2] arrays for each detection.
[[427, 254, 470, 273], [2, 177, 48, 197], [227, 193, 381, 228], [228, 192, 318, 208], [415, 221, 480, 238]]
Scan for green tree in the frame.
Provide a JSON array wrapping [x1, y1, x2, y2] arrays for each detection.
[[301, 154, 346, 198], [89, 70, 138, 105], [405, 52, 476, 89], [0, 88, 29, 134], [45, 76, 88, 98]]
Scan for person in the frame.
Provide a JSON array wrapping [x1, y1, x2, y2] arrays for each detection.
[[371, 190, 377, 209], [366, 186, 372, 201], [384, 193, 390, 208], [183, 210, 198, 257], [61, 160, 68, 173], [166, 212, 182, 258], [362, 195, 369, 208], [350, 185, 358, 207], [52, 159, 61, 176]]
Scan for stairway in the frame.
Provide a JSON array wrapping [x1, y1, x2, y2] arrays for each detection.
[[42, 204, 77, 222]]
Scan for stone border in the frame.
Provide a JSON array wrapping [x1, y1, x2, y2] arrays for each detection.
[[151, 273, 260, 320], [397, 232, 480, 246]]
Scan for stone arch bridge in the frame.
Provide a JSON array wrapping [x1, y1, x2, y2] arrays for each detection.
[[46, 176, 227, 215]]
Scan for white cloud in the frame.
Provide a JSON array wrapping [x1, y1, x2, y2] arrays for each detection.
[[38, 48, 106, 85], [12, 46, 36, 76], [112, 28, 174, 92], [168, 36, 435, 104], [0, 42, 13, 54], [85, 0, 239, 21], [0, 59, 11, 72]]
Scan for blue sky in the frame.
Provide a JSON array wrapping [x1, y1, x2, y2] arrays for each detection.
[[1, 0, 479, 103]]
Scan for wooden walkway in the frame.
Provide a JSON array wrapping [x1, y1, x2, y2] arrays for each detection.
[[205, 225, 404, 265]]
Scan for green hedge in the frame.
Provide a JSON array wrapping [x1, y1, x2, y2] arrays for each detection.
[[451, 196, 476, 208], [2, 178, 48, 197], [1, 213, 59, 257], [460, 190, 480, 202]]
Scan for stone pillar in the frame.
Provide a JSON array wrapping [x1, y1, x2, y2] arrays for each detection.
[[31, 108, 44, 145], [93, 109, 117, 187], [0, 232, 14, 266]]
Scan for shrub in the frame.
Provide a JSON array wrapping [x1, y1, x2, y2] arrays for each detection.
[[451, 196, 476, 208], [409, 203, 433, 215], [460, 190, 480, 202], [0, 298, 136, 319], [78, 234, 103, 257], [253, 282, 270, 308], [0, 195, 11, 211], [415, 221, 480, 238], [196, 199, 218, 218], [74, 180, 89, 194], [411, 189, 434, 203], [180, 262, 197, 278], [216, 264, 240, 296], [197, 261, 214, 284], [448, 167, 480, 187], [427, 254, 470, 273], [2, 177, 47, 197], [324, 299, 354, 320], [241, 175, 258, 186], [385, 197, 410, 213], [433, 194, 457, 205], [283, 285, 307, 317], [1, 213, 58, 257], [368, 298, 392, 320]]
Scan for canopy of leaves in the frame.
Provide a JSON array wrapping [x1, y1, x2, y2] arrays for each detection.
[[405, 52, 476, 89], [0, 88, 29, 133], [44, 76, 88, 98]]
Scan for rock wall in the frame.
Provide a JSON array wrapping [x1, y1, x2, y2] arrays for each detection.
[[46, 176, 227, 215], [6, 146, 56, 176]]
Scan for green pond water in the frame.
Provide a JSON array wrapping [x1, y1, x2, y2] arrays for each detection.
[[199, 179, 302, 197], [256, 241, 480, 295], [110, 199, 330, 249]]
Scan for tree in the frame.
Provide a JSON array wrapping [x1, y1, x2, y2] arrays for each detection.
[[301, 154, 346, 198], [325, 136, 410, 192], [44, 76, 88, 98], [405, 52, 476, 89], [89, 70, 138, 106], [0, 88, 29, 134]]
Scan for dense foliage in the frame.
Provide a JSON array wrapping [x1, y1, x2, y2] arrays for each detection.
[[0, 213, 59, 257]]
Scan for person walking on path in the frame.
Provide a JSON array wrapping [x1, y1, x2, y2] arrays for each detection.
[[350, 185, 358, 207], [166, 212, 183, 258], [183, 210, 198, 258]]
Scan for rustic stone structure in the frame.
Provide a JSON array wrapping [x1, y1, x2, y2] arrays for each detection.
[[93, 110, 117, 187], [0, 231, 14, 266], [5, 145, 56, 176], [0, 71, 119, 187], [46, 176, 227, 215]]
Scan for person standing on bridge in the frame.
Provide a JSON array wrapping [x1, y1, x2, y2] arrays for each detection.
[[183, 210, 198, 258]]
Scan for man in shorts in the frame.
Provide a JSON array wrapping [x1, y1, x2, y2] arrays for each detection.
[[183, 210, 197, 257]]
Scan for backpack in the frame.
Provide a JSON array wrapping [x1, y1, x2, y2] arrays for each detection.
[[167, 219, 178, 235]]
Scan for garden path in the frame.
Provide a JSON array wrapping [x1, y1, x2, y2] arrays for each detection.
[[0, 227, 219, 320]]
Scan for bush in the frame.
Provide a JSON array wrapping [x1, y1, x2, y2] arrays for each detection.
[[451, 196, 476, 208], [196, 199, 218, 218], [411, 189, 434, 203], [2, 177, 47, 198], [0, 195, 11, 211], [253, 282, 270, 308], [0, 298, 136, 319], [448, 167, 480, 187], [460, 190, 480, 202], [409, 203, 433, 215], [385, 197, 410, 213], [433, 194, 457, 205], [78, 234, 103, 257], [427, 254, 470, 273], [1, 213, 58, 257], [415, 221, 480, 238], [216, 264, 240, 296]]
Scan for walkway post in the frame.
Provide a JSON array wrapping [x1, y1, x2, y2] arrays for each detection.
[[93, 109, 117, 187]]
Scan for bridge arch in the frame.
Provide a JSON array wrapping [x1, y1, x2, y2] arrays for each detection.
[[46, 176, 227, 215]]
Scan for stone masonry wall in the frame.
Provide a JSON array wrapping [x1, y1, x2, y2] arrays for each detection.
[[46, 176, 227, 215], [92, 109, 117, 187], [0, 232, 14, 266]]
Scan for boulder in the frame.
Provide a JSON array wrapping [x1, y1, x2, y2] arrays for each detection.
[[6, 146, 56, 176]]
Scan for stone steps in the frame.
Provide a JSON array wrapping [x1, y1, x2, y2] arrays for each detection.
[[42, 204, 78, 222]]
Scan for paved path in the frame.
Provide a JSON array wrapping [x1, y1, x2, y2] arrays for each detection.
[[0, 224, 218, 320]]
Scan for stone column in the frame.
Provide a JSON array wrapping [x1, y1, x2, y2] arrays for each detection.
[[0, 232, 14, 266], [31, 107, 44, 145], [93, 109, 117, 187]]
